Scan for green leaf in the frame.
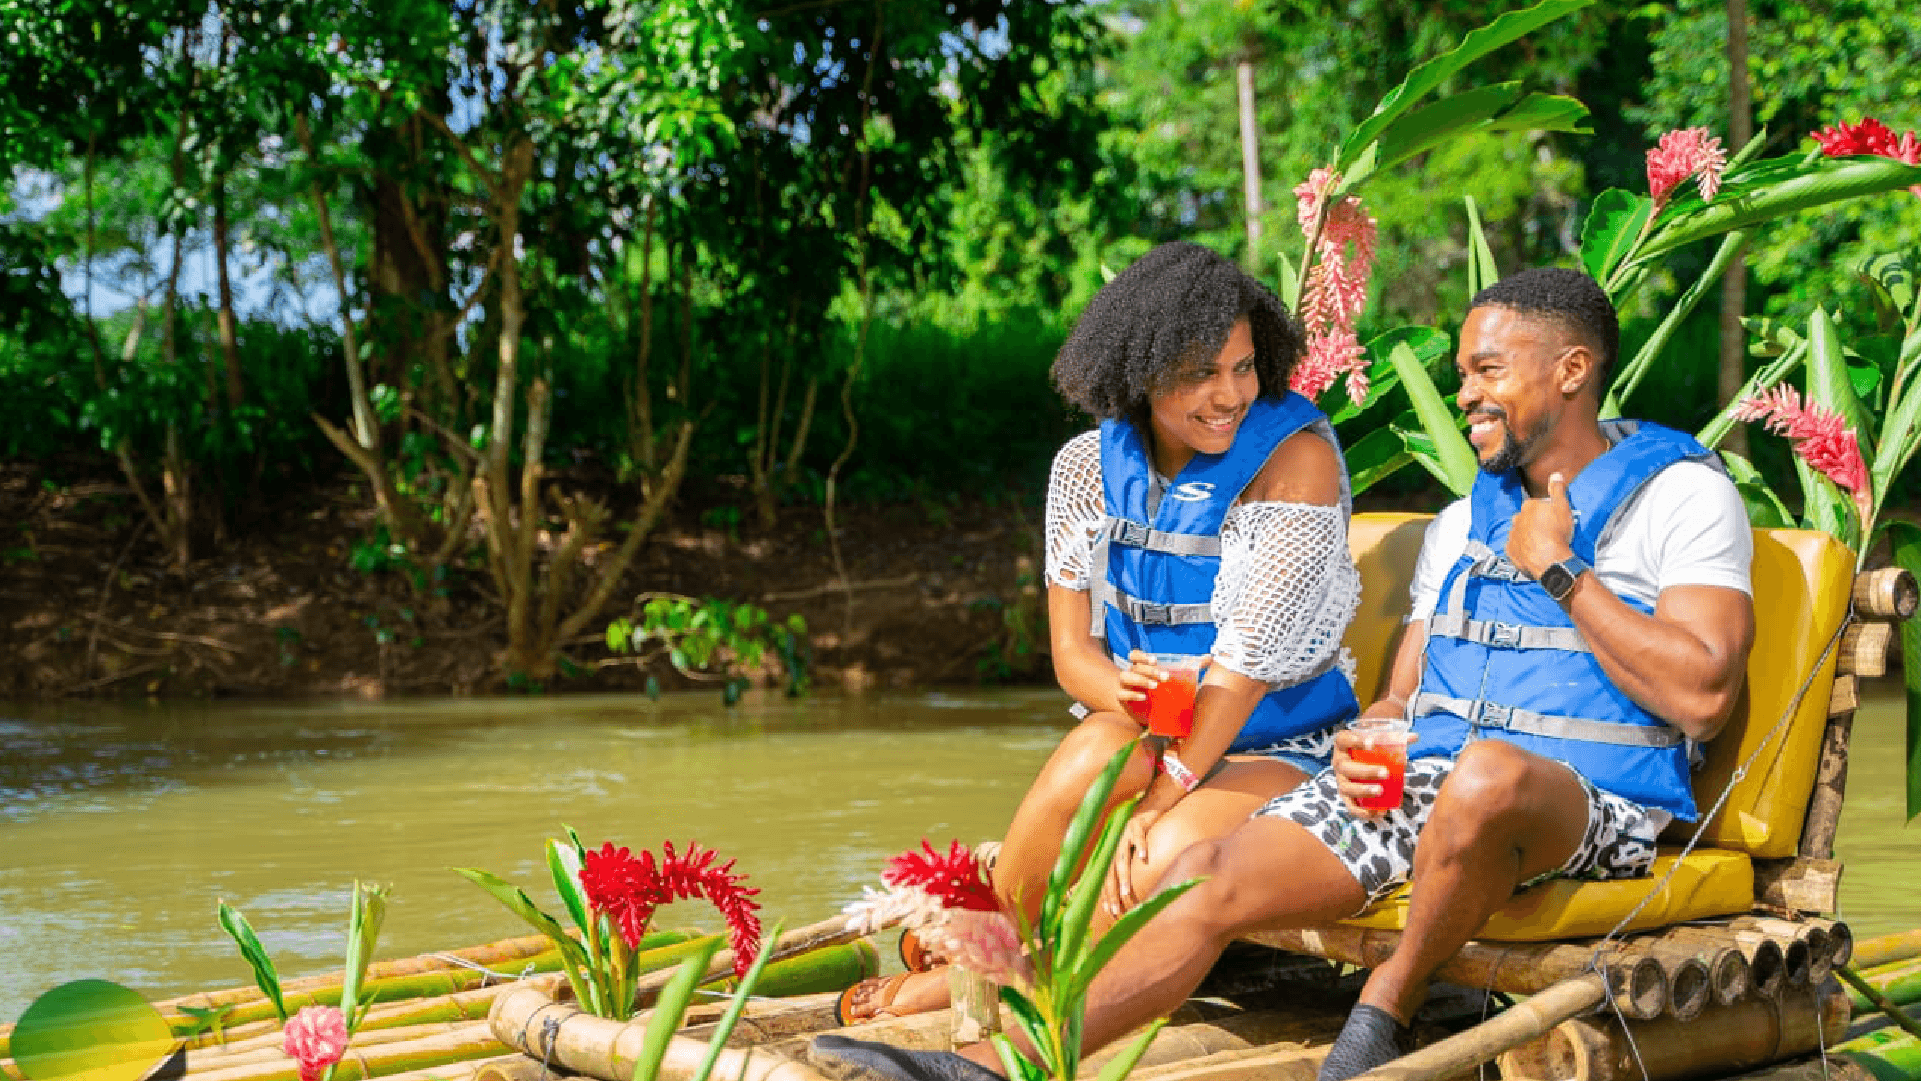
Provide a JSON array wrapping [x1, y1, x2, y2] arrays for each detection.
[[1345, 426, 1415, 495], [1055, 793, 1140, 971], [1605, 230, 1747, 415], [1095, 1017, 1170, 1081], [340, 881, 389, 1032], [1333, 0, 1593, 175], [1463, 196, 1498, 299], [1040, 741, 1135, 944], [548, 838, 592, 941], [451, 867, 592, 973], [1325, 325, 1449, 426], [693, 919, 783, 1081], [215, 901, 287, 1025], [1580, 188, 1653, 289], [1807, 307, 1877, 461], [991, 1031, 1049, 1081], [995, 987, 1056, 1077], [1719, 451, 1794, 529], [1883, 521, 1921, 822], [1388, 342, 1475, 495], [1070, 877, 1204, 1003], [1274, 251, 1299, 315], [1637, 155, 1921, 265], [634, 939, 725, 1078], [1793, 454, 1853, 544], [1862, 252, 1917, 330], [1371, 87, 1589, 180]]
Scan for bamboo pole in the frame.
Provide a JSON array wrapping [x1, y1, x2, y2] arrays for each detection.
[[186, 976, 569, 1053], [679, 992, 845, 1047], [1836, 969, 1921, 1042], [371, 1053, 541, 1081], [1851, 567, 1917, 620], [187, 1022, 494, 1073], [1853, 930, 1921, 971], [472, 1056, 585, 1081], [1080, 1007, 1346, 1077], [1496, 980, 1851, 1081], [1641, 947, 1713, 1020], [1245, 927, 1668, 1020], [1124, 1044, 1327, 1081], [488, 985, 831, 1081], [633, 916, 869, 1010], [1341, 973, 1611, 1081], [1646, 930, 1750, 1006], [186, 1025, 508, 1081], [1844, 959, 1921, 1013]]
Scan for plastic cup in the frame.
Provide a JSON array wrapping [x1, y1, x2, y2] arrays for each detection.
[[1132, 653, 1205, 739], [1346, 716, 1412, 811]]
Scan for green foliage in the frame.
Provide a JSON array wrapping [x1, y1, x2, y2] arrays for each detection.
[[607, 596, 810, 698], [214, 900, 287, 1025], [214, 880, 389, 1038], [454, 830, 618, 1017], [629, 919, 783, 1081], [992, 741, 1202, 1081]]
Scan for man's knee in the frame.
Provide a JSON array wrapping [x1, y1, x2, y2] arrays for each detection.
[[1157, 838, 1257, 933], [1434, 741, 1541, 828]]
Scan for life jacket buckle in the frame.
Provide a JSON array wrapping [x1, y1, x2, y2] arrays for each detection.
[[1136, 601, 1172, 624], [1487, 621, 1523, 648], [1471, 701, 1512, 729], [1111, 519, 1150, 547]]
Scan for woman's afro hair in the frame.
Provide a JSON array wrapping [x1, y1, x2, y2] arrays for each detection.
[[1051, 241, 1306, 433]]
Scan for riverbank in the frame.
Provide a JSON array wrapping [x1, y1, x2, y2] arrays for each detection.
[[0, 456, 1074, 699]]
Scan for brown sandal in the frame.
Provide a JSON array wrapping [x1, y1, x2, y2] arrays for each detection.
[[897, 929, 947, 973], [835, 972, 916, 1026]]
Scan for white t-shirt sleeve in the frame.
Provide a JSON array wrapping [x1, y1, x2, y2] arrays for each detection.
[[1605, 461, 1753, 600], [1406, 499, 1470, 623]]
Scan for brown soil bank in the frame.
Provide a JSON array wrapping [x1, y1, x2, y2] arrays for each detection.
[[0, 458, 1056, 699]]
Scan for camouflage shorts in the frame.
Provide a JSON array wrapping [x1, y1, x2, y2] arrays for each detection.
[[1253, 754, 1663, 912]]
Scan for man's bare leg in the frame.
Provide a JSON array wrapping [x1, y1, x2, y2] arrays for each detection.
[[1355, 740, 1591, 1020]]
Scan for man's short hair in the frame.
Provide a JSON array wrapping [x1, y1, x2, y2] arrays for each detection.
[[1469, 268, 1620, 389], [1052, 241, 1306, 435]]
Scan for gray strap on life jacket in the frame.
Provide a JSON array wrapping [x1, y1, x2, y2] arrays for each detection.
[[1103, 518, 1223, 557], [1097, 586, 1212, 627], [1411, 692, 1684, 748], [1428, 541, 1589, 650], [1087, 515, 1221, 638]]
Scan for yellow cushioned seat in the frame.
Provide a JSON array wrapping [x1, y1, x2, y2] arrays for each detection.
[[1329, 514, 1852, 940]]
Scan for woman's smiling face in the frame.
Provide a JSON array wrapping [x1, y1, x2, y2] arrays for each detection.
[[1146, 317, 1259, 476]]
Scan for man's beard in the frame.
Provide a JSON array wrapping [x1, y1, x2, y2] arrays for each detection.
[[1477, 409, 1549, 474]]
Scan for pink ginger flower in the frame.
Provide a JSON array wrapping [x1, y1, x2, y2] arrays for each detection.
[[1732, 385, 1872, 521], [923, 908, 1031, 988], [1811, 118, 1921, 197], [1290, 168, 1377, 406], [1646, 127, 1729, 208], [283, 1006, 349, 1081]]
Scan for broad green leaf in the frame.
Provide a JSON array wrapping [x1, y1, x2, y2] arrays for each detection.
[[1870, 341, 1921, 503], [1605, 230, 1746, 415], [693, 919, 784, 1081], [1345, 425, 1415, 497], [1806, 307, 1877, 460], [216, 901, 287, 1025], [1849, 360, 1882, 402], [1792, 455, 1853, 545], [548, 838, 592, 940], [1041, 741, 1134, 944], [1580, 188, 1653, 289], [1862, 252, 1917, 330], [451, 867, 590, 972], [1883, 522, 1921, 822], [1274, 251, 1299, 314], [1096, 1018, 1170, 1081], [995, 987, 1056, 1077], [634, 939, 725, 1078], [1637, 156, 1921, 265], [1719, 451, 1794, 528], [1463, 196, 1498, 299], [1099, 264, 1116, 284], [991, 1031, 1049, 1081], [1371, 88, 1589, 181], [1388, 342, 1475, 495], [1333, 0, 1593, 175]]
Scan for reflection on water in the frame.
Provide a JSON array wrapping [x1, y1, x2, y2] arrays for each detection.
[[0, 684, 1913, 1021]]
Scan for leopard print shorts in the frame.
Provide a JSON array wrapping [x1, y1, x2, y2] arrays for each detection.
[[1253, 754, 1663, 911]]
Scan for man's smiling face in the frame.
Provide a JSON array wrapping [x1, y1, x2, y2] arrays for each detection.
[[1454, 305, 1573, 475]]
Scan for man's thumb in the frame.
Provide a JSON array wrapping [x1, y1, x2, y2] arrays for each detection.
[[1548, 472, 1568, 503]]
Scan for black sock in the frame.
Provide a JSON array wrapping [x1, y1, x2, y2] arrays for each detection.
[[1317, 1004, 1414, 1081], [811, 1035, 1006, 1081]]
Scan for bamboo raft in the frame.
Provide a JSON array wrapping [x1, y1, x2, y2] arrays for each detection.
[[2, 524, 1914, 1081]]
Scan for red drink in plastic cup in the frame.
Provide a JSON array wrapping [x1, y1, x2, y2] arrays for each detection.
[[1128, 654, 1204, 738], [1348, 717, 1412, 811]]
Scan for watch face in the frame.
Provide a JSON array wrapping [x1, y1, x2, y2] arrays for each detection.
[[1541, 564, 1574, 600]]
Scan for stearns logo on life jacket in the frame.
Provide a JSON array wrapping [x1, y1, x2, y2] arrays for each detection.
[[1168, 481, 1215, 503]]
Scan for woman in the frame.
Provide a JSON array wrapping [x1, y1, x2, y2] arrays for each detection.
[[843, 241, 1362, 1020]]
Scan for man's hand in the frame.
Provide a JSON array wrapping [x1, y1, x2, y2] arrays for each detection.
[[1507, 471, 1576, 579], [1331, 727, 1394, 820]]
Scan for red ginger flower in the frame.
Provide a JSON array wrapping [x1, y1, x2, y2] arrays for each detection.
[[580, 840, 764, 978], [1812, 118, 1921, 197], [1646, 127, 1728, 208], [1733, 385, 1872, 520], [1290, 167, 1377, 405], [282, 1006, 348, 1081], [882, 839, 999, 913]]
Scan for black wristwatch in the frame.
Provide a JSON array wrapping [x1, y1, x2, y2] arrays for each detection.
[[1539, 556, 1591, 603]]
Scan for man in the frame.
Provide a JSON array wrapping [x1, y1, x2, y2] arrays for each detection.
[[814, 267, 1755, 1081]]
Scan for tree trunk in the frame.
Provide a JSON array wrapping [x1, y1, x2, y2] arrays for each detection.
[[1719, 0, 1752, 456], [212, 176, 245, 409], [629, 197, 659, 481], [1236, 55, 1263, 269], [296, 112, 381, 455]]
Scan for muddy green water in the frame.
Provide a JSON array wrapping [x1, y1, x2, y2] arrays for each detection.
[[0, 686, 1914, 1023]]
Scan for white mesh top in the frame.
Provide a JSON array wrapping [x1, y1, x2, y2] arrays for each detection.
[[1043, 429, 1361, 687]]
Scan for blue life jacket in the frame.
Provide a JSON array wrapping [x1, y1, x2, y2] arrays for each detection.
[[1407, 420, 1723, 819], [1089, 393, 1359, 754]]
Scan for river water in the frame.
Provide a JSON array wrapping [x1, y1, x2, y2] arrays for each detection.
[[1, 686, 1914, 1022]]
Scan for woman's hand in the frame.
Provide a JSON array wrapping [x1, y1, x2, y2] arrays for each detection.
[[1115, 650, 1169, 721], [1102, 808, 1163, 917], [1331, 726, 1393, 821]]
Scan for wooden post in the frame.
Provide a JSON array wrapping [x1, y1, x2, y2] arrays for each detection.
[[1344, 974, 1609, 1081], [1851, 568, 1918, 620], [1799, 705, 1856, 861], [1839, 622, 1893, 677]]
